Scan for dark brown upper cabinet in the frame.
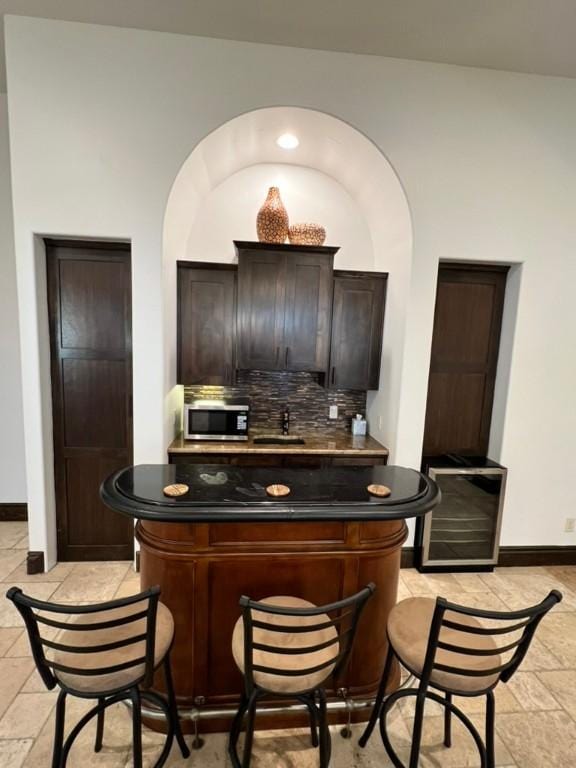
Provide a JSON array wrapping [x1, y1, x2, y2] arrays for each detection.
[[422, 263, 508, 457], [177, 262, 237, 385], [236, 242, 337, 373], [329, 271, 387, 390]]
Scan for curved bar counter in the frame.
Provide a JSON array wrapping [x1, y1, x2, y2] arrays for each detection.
[[101, 464, 440, 731]]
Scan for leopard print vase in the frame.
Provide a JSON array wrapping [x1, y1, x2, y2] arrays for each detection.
[[256, 186, 289, 243], [288, 223, 326, 246]]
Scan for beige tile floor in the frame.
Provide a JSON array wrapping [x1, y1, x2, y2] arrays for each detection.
[[0, 520, 575, 767]]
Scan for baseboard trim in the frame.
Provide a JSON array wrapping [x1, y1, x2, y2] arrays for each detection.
[[401, 546, 576, 570], [26, 551, 45, 575], [498, 546, 576, 567], [401, 549, 416, 569], [0, 503, 28, 521]]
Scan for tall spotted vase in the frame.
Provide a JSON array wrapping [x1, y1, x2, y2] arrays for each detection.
[[256, 187, 289, 243]]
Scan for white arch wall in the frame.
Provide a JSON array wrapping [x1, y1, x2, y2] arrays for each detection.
[[162, 107, 413, 460], [185, 164, 374, 268]]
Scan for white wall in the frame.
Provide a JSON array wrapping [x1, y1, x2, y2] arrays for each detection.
[[185, 164, 374, 268], [0, 94, 26, 503], [5, 16, 576, 565]]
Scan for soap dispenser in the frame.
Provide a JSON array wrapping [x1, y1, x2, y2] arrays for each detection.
[[351, 414, 367, 436]]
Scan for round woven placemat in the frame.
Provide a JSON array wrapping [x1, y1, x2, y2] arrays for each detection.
[[367, 483, 391, 498], [163, 483, 189, 497], [266, 484, 291, 497]]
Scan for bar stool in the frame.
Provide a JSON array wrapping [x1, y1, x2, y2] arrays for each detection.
[[359, 590, 562, 767], [229, 585, 375, 768], [6, 585, 190, 768]]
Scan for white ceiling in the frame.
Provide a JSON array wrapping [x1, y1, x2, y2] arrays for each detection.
[[1, 0, 576, 92]]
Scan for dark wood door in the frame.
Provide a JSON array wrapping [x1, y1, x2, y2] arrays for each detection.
[[284, 252, 334, 371], [237, 249, 287, 370], [177, 264, 236, 385], [422, 264, 508, 457], [329, 272, 387, 390], [46, 241, 133, 561]]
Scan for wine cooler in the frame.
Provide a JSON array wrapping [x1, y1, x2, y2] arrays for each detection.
[[416, 455, 507, 572]]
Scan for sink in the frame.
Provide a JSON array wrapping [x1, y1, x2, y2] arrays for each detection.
[[253, 436, 306, 445]]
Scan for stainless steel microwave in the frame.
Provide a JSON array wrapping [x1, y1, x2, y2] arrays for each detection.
[[183, 400, 250, 441]]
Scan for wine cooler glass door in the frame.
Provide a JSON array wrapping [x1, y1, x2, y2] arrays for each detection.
[[423, 468, 506, 567]]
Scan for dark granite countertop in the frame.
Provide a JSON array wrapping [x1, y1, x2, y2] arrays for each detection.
[[167, 432, 389, 456], [100, 464, 440, 523]]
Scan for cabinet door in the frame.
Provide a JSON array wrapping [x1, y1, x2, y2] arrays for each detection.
[[284, 253, 334, 372], [329, 274, 387, 390], [237, 250, 287, 370], [177, 266, 236, 385]]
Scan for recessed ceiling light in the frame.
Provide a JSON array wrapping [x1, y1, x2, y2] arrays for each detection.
[[276, 133, 299, 150]]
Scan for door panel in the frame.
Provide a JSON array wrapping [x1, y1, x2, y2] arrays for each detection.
[[177, 265, 236, 385], [237, 251, 286, 370], [432, 281, 495, 366], [59, 258, 127, 352], [204, 557, 345, 700], [423, 265, 508, 457], [284, 253, 333, 371], [333, 285, 373, 384], [65, 455, 132, 550], [425, 372, 487, 455], [208, 521, 346, 546], [329, 274, 387, 390], [47, 242, 133, 561], [62, 359, 127, 449]]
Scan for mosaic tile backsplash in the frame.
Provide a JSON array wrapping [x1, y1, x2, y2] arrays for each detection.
[[184, 370, 367, 436]]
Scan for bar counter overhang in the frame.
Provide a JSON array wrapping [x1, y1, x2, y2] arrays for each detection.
[[101, 464, 440, 732]]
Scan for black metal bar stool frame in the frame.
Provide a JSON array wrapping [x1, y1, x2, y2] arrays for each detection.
[[229, 687, 333, 768], [359, 589, 562, 768], [7, 585, 190, 768], [229, 585, 375, 768]]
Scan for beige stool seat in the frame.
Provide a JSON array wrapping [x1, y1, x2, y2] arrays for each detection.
[[359, 589, 562, 765], [232, 596, 339, 694], [53, 601, 174, 694], [388, 597, 501, 693]]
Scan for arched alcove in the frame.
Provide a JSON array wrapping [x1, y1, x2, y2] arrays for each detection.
[[163, 107, 413, 459], [186, 164, 374, 268]]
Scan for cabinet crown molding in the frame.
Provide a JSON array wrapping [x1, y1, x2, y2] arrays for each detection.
[[234, 240, 340, 256]]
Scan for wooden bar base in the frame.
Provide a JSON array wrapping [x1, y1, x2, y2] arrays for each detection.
[[137, 517, 407, 733]]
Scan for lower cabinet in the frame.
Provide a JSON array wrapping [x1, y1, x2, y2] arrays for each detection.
[[169, 453, 387, 467], [138, 515, 406, 729]]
